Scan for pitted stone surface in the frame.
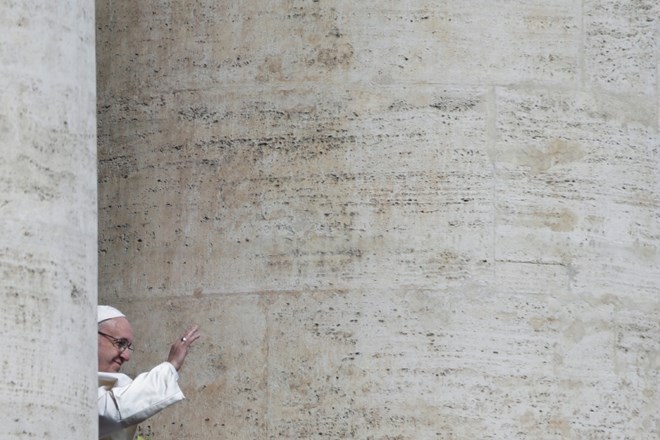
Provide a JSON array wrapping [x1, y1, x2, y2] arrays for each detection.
[[1, 0, 97, 438], [99, 85, 494, 296], [584, 0, 659, 96], [97, 1, 659, 439]]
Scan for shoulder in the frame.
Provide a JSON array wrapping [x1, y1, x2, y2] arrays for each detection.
[[98, 371, 133, 389]]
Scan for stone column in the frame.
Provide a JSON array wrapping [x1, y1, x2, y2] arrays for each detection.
[[97, 1, 658, 438], [0, 1, 97, 438]]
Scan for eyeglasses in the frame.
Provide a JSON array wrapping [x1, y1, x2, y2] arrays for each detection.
[[98, 331, 134, 352]]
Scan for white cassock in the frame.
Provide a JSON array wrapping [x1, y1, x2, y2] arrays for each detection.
[[98, 362, 185, 440]]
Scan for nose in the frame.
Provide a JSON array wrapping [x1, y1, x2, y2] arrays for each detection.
[[119, 348, 132, 362]]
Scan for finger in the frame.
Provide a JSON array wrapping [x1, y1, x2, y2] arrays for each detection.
[[184, 329, 201, 344], [182, 325, 199, 338], [180, 325, 200, 344]]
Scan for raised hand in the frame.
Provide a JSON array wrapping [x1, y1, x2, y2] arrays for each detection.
[[167, 324, 201, 371]]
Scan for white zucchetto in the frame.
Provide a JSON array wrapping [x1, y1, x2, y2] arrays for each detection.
[[98, 305, 126, 323]]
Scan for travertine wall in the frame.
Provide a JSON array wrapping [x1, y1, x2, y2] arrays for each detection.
[[1, 1, 98, 438], [97, 1, 658, 439]]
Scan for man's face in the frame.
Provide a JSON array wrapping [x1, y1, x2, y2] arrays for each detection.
[[98, 317, 134, 373]]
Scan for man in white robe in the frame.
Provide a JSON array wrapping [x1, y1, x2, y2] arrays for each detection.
[[97, 305, 200, 440]]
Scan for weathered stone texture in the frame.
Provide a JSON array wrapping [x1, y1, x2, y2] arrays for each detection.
[[99, 85, 493, 297], [584, 0, 658, 96], [97, 1, 658, 439], [492, 88, 658, 299], [1, 0, 97, 438]]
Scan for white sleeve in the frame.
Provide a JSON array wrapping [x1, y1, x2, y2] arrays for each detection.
[[98, 362, 185, 438]]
